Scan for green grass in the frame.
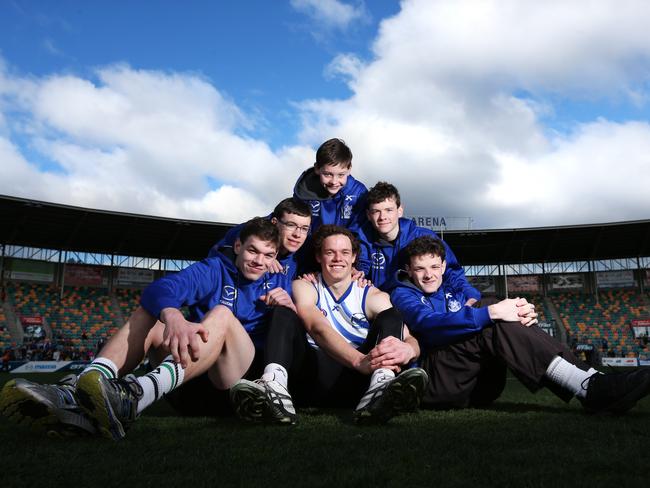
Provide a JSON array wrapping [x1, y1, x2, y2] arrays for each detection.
[[1, 372, 650, 488]]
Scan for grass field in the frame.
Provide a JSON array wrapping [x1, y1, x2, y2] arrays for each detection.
[[1, 372, 650, 488]]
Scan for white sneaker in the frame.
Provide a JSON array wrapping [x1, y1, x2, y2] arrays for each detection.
[[354, 368, 429, 423], [230, 379, 267, 422], [264, 379, 297, 424]]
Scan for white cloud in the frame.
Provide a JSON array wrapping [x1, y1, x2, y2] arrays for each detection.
[[0, 62, 313, 222], [295, 0, 650, 228], [3, 0, 650, 230], [290, 0, 366, 31]]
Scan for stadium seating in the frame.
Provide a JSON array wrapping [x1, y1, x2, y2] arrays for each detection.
[[6, 282, 121, 353], [114, 287, 142, 320], [0, 305, 12, 350], [550, 289, 647, 358], [3, 280, 649, 360]]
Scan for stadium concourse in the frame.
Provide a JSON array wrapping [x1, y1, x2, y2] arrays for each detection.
[[1, 194, 650, 372]]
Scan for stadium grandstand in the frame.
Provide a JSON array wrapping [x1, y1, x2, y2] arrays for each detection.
[[1, 194, 650, 370]]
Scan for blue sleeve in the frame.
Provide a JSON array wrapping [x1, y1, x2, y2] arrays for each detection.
[[208, 224, 242, 257], [391, 287, 492, 348], [348, 186, 368, 232], [440, 241, 482, 301], [356, 239, 372, 276], [140, 259, 222, 319]]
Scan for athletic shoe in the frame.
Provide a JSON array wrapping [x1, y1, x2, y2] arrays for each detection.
[[354, 368, 429, 424], [76, 371, 143, 440], [230, 378, 297, 425], [264, 379, 297, 425], [230, 379, 267, 423], [580, 368, 650, 414], [0, 375, 96, 437], [354, 370, 394, 423], [384, 367, 429, 413]]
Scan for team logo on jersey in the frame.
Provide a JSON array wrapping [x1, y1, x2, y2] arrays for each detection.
[[220, 285, 237, 306], [350, 313, 368, 327], [342, 204, 352, 220], [371, 252, 386, 269], [310, 201, 321, 216], [320, 308, 328, 317], [263, 282, 272, 290], [447, 298, 462, 312], [283, 264, 290, 276], [420, 295, 431, 307]]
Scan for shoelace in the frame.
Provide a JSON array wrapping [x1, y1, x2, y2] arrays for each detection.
[[115, 375, 144, 399], [580, 372, 600, 392]]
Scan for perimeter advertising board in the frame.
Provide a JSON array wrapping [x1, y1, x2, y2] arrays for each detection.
[[550, 274, 584, 291], [116, 268, 155, 287], [507, 275, 540, 293], [596, 270, 635, 289], [468, 276, 496, 294], [5, 259, 54, 283], [64, 264, 108, 287]]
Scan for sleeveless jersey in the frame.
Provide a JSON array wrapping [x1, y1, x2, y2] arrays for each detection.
[[307, 274, 371, 349]]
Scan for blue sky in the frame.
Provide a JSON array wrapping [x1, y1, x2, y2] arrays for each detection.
[[1, 0, 650, 229], [1, 1, 398, 148]]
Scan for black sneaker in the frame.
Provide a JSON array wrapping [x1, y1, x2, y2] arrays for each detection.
[[580, 368, 650, 414], [76, 371, 143, 440], [0, 375, 96, 437]]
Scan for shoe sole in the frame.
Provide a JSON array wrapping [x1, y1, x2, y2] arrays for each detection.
[[354, 369, 429, 424], [230, 381, 267, 423], [0, 379, 94, 438], [76, 371, 125, 440], [387, 368, 429, 413]]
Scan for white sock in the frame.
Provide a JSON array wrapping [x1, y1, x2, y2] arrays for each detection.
[[370, 368, 395, 386], [81, 357, 118, 380], [545, 356, 599, 398], [136, 355, 185, 414], [262, 363, 289, 388]]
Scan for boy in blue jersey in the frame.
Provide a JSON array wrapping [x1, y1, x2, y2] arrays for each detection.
[[230, 225, 428, 424], [293, 138, 368, 233], [210, 197, 311, 278], [0, 218, 297, 440], [357, 181, 480, 301], [391, 235, 650, 413]]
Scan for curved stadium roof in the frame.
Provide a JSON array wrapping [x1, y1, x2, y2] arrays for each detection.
[[1, 194, 649, 265]]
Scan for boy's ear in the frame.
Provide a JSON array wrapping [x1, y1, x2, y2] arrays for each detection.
[[233, 238, 242, 255], [442, 260, 447, 274], [397, 206, 404, 218], [313, 163, 319, 173]]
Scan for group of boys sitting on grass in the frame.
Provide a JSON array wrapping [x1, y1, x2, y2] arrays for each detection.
[[2, 138, 650, 440]]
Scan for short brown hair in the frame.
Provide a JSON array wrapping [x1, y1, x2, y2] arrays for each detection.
[[239, 217, 281, 250], [403, 235, 446, 264], [312, 225, 360, 259], [272, 198, 311, 220], [315, 138, 352, 169], [367, 181, 401, 208]]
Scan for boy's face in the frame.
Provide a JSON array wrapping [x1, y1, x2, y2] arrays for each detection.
[[366, 197, 403, 238], [234, 235, 278, 280], [271, 211, 311, 255], [315, 163, 350, 196], [406, 253, 446, 294], [316, 234, 356, 282]]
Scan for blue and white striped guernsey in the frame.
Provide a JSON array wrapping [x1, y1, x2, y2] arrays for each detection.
[[307, 274, 371, 349]]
